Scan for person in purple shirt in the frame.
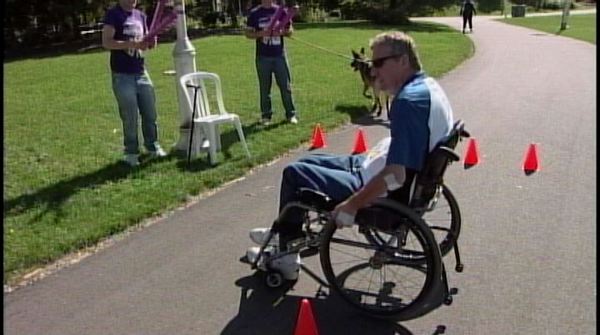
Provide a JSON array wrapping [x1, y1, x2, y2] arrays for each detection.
[[102, 0, 166, 167], [245, 0, 298, 126]]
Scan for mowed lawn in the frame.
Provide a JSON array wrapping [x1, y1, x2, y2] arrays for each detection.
[[4, 21, 473, 285], [498, 13, 596, 44]]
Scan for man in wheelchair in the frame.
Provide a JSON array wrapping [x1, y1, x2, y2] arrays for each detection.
[[246, 31, 455, 283]]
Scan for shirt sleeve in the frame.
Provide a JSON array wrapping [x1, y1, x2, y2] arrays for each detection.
[[103, 8, 117, 27], [246, 11, 257, 30], [386, 98, 429, 171]]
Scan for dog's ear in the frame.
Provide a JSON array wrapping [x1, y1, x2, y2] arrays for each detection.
[[351, 49, 359, 58], [360, 47, 365, 55]]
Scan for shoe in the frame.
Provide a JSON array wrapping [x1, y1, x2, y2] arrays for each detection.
[[249, 228, 279, 246], [287, 116, 298, 124], [149, 146, 167, 158], [271, 252, 301, 280], [261, 118, 272, 126], [123, 154, 140, 167], [247, 247, 301, 280]]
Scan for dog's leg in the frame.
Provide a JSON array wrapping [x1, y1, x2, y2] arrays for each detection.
[[363, 83, 372, 99]]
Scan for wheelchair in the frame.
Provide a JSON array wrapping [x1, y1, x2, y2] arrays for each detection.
[[244, 120, 470, 321]]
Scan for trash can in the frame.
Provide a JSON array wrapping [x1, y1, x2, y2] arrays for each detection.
[[511, 5, 526, 17]]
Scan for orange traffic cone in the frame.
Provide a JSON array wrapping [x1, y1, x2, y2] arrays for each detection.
[[351, 128, 368, 154], [523, 143, 540, 175], [293, 299, 319, 335], [310, 124, 327, 150], [463, 138, 480, 169]]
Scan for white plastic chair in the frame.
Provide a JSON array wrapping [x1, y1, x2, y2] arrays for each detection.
[[179, 71, 251, 165]]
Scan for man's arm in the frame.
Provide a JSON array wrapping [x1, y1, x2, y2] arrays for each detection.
[[332, 164, 406, 227], [102, 25, 147, 50]]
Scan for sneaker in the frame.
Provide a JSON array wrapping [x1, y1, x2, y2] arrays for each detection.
[[149, 146, 167, 158], [261, 118, 272, 126], [249, 228, 278, 246], [287, 116, 298, 124], [123, 154, 140, 167], [271, 252, 301, 280], [247, 247, 301, 280]]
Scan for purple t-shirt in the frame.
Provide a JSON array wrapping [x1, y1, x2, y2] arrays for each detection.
[[103, 5, 148, 74], [246, 5, 287, 58]]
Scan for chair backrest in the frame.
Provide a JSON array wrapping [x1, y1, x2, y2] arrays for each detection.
[[408, 119, 469, 209], [179, 72, 229, 120]]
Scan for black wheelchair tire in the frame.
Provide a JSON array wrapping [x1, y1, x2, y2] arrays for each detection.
[[319, 199, 443, 321]]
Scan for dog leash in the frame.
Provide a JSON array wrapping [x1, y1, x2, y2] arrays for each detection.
[[287, 35, 358, 62]]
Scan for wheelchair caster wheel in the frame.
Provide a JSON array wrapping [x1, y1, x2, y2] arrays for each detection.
[[449, 287, 459, 295], [444, 295, 453, 306], [456, 264, 464, 272], [265, 271, 284, 288]]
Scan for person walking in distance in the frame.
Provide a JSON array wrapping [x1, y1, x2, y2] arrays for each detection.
[[102, 0, 167, 167], [460, 0, 476, 34]]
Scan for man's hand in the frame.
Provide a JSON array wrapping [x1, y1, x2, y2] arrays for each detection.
[[332, 199, 359, 229]]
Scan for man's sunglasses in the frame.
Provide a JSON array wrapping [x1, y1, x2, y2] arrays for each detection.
[[370, 54, 403, 68]]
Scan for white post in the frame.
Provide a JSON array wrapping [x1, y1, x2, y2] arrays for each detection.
[[560, 0, 571, 30], [172, 0, 205, 155]]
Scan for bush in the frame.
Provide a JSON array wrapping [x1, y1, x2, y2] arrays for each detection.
[[340, 0, 370, 20], [202, 11, 220, 27]]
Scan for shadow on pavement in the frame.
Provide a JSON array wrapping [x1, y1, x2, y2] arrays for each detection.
[[221, 273, 419, 335]]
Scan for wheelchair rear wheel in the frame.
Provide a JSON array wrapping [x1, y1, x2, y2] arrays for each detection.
[[422, 184, 461, 257], [319, 199, 443, 320], [364, 184, 461, 261]]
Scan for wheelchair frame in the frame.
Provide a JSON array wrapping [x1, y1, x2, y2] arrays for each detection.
[[245, 120, 470, 321]]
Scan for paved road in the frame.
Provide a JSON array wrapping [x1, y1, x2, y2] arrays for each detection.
[[4, 14, 596, 335]]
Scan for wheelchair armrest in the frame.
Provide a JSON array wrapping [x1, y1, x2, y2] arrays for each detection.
[[439, 146, 460, 162], [297, 188, 337, 211]]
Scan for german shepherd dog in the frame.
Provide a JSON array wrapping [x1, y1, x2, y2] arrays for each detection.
[[351, 48, 390, 118]]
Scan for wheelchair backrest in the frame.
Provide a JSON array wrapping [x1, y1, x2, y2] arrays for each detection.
[[408, 120, 469, 209]]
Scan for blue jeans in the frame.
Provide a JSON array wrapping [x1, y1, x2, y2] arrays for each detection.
[[256, 56, 297, 120], [111, 72, 161, 155], [277, 153, 366, 249]]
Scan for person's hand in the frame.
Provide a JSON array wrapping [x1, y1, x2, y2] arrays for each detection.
[[332, 199, 359, 229], [130, 40, 149, 50], [147, 36, 158, 49]]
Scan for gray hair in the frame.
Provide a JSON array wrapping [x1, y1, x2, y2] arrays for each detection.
[[369, 31, 422, 71]]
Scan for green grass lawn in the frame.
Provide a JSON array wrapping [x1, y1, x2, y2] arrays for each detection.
[[3, 21, 473, 285], [498, 13, 596, 44]]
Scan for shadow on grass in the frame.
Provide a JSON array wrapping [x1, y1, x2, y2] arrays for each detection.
[[294, 20, 457, 33], [3, 154, 176, 224], [221, 272, 424, 335], [5, 21, 453, 64], [334, 103, 391, 129], [175, 119, 290, 171]]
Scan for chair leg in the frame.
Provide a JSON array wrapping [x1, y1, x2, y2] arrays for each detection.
[[206, 125, 218, 165], [215, 124, 222, 151], [234, 118, 251, 158]]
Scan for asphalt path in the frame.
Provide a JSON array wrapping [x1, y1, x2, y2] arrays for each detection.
[[4, 13, 596, 335]]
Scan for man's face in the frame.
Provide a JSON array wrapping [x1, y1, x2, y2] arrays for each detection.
[[370, 44, 408, 95], [120, 0, 138, 11]]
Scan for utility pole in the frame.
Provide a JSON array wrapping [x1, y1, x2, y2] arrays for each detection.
[[172, 0, 205, 155], [560, 0, 571, 30]]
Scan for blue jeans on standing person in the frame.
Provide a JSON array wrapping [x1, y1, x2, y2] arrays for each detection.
[[256, 56, 297, 120], [111, 71, 161, 155], [277, 153, 366, 249]]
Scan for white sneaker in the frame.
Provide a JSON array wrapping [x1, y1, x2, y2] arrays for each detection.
[[249, 228, 278, 246], [123, 154, 140, 167], [288, 116, 298, 124], [261, 118, 272, 126], [247, 247, 301, 280], [149, 146, 167, 158], [271, 253, 301, 280]]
